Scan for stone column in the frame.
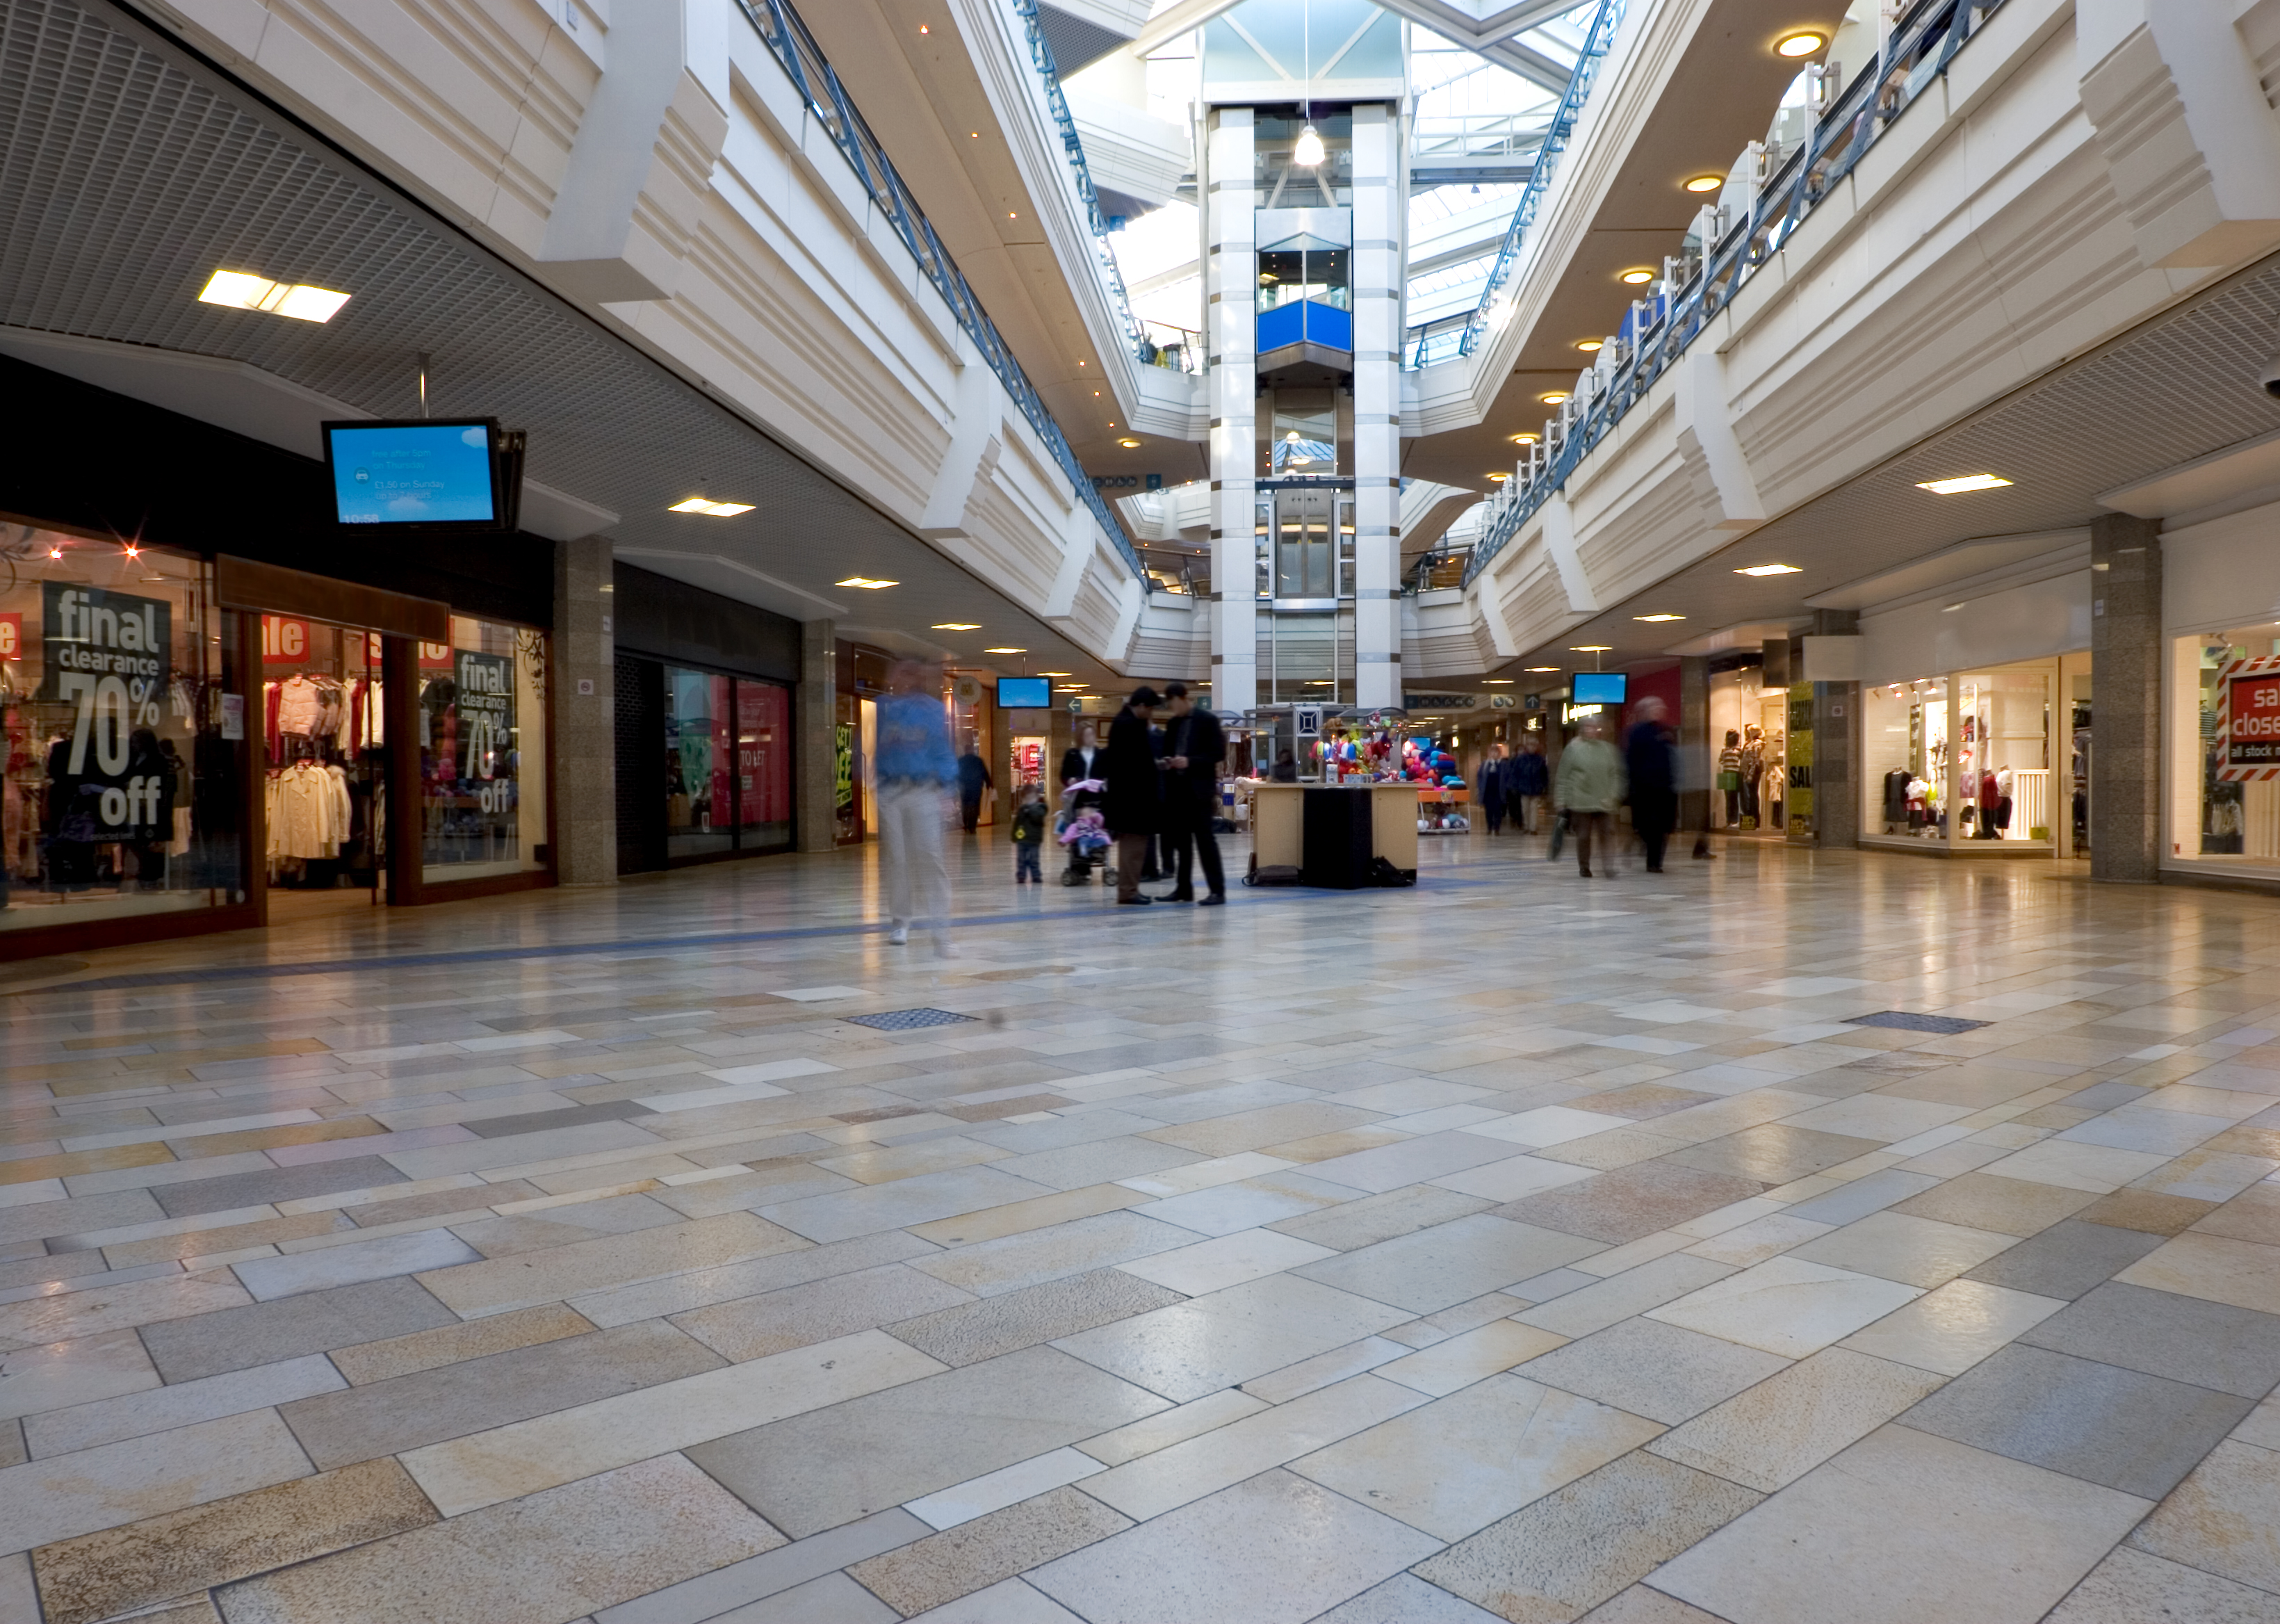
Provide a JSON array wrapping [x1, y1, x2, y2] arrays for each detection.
[[2091, 513, 2162, 882], [1811, 608, 1860, 851], [797, 620, 838, 853], [1350, 104, 1402, 710], [1207, 107, 1258, 717], [552, 535, 616, 886], [1677, 655, 1710, 839]]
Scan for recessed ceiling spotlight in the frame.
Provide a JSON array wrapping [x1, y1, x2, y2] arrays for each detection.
[[1570, 644, 1611, 652], [1776, 30, 1826, 57], [198, 269, 350, 322], [1734, 563, 1802, 576], [1916, 473, 2013, 494], [1487, 472, 1509, 482], [1575, 339, 1603, 352], [1036, 670, 1072, 676], [1054, 685, 1087, 691], [1618, 268, 1654, 285], [669, 498, 754, 516], [1525, 665, 1560, 672], [931, 622, 982, 630], [1509, 432, 1538, 445], [1942, 602, 1966, 612], [1539, 391, 1569, 405], [985, 646, 1027, 653], [1634, 613, 1684, 622], [836, 576, 899, 589], [1485, 679, 1513, 684], [1118, 437, 1142, 448], [1683, 174, 1724, 193]]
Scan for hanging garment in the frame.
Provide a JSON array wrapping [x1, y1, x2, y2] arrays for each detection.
[[264, 681, 283, 759], [1882, 769, 1912, 823], [276, 675, 325, 738], [268, 763, 338, 860], [323, 764, 352, 854]]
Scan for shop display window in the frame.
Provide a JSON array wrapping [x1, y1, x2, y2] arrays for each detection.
[[261, 617, 386, 894], [2169, 620, 2280, 870], [1863, 679, 1948, 843], [733, 679, 792, 852], [1, 527, 243, 929], [419, 615, 548, 882], [665, 667, 791, 859], [1861, 660, 2053, 852]]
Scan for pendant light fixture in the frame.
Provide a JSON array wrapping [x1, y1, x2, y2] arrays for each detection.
[[1292, 0, 1324, 166]]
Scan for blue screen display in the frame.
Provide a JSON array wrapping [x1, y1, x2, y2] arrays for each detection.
[[328, 422, 496, 525], [997, 676, 1052, 708], [1572, 672, 1629, 706]]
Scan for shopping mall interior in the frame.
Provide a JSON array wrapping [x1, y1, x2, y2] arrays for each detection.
[[3, 0, 2280, 1617]]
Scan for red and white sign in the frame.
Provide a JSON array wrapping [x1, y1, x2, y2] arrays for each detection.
[[0, 612, 19, 661], [261, 615, 311, 663], [2217, 654, 2280, 781], [418, 640, 455, 669]]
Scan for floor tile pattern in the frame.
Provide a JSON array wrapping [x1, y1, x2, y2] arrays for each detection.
[[3, 834, 2279, 1621]]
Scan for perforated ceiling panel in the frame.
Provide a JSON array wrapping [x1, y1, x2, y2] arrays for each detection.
[[0, 0, 1123, 681], [1513, 254, 2280, 669]]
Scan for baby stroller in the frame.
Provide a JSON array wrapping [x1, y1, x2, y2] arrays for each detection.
[[1057, 779, 1112, 886]]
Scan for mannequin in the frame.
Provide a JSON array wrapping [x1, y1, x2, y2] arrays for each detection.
[[1720, 730, 1744, 827], [1740, 725, 1765, 826]]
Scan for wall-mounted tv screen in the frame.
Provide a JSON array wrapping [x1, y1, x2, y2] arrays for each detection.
[[324, 419, 501, 527], [997, 676, 1052, 708], [1572, 672, 1629, 706]]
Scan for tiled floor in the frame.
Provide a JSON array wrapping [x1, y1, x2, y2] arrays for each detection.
[[3, 831, 2280, 1623]]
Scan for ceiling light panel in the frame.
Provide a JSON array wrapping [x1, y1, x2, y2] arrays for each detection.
[[669, 498, 754, 516], [198, 269, 350, 322], [836, 576, 898, 588], [1734, 563, 1801, 576], [1915, 474, 2013, 494]]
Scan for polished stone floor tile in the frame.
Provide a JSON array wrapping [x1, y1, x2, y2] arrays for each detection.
[[671, 1263, 974, 1360], [216, 1453, 778, 1624], [0, 1408, 314, 1557], [1972, 1139, 2172, 1194], [1029, 1469, 1442, 1624], [28, 1456, 434, 1624], [1645, 1348, 1944, 1492], [1265, 1185, 1492, 1251], [591, 1508, 929, 1624], [416, 1211, 806, 1318], [903, 1210, 1193, 1299], [2193, 1181, 2280, 1245], [2019, 1281, 2280, 1398], [0, 1328, 158, 1422], [1513, 1256, 1735, 1340], [1835, 1278, 2067, 1375], [1957, 1217, 2167, 1299], [759, 1166, 1058, 1244], [1899, 1343, 2249, 1499], [26, 1351, 343, 1459], [1415, 1450, 1763, 1623], [2044, 1545, 2280, 1624], [1889, 1171, 2100, 1236], [1312, 1571, 1512, 1623], [1295, 1373, 1664, 1540], [139, 1276, 458, 1381], [1514, 1319, 1791, 1425], [1072, 1388, 1268, 1468], [687, 1345, 1164, 1538], [1376, 1320, 1568, 1396], [1492, 1163, 1767, 1245], [1663, 1126, 1887, 1185], [2126, 1439, 2280, 1594], [848, 1484, 1129, 1615], [1116, 1226, 1336, 1295], [1294, 1214, 1604, 1315], [2115, 1231, 2280, 1315], [1775, 1167, 1941, 1228], [1786, 1210, 2018, 1289], [1645, 1256, 1921, 1358], [329, 1301, 596, 1385], [1649, 1426, 2151, 1624], [1131, 1170, 1353, 1236]]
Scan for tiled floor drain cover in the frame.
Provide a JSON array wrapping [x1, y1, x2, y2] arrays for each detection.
[[843, 1007, 980, 1031], [1846, 1010, 1991, 1035]]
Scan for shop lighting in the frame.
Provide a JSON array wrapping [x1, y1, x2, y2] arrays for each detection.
[[1485, 679, 1513, 684], [1037, 671, 1071, 676], [1943, 602, 1966, 612], [1539, 391, 1568, 405], [1916, 473, 2012, 494], [197, 269, 352, 322], [1635, 613, 1684, 622], [1509, 433, 1538, 445], [931, 622, 981, 631], [1525, 665, 1560, 671], [1735, 563, 1801, 576], [669, 498, 754, 516], [1776, 30, 1826, 56], [985, 646, 1026, 653], [1054, 685, 1086, 691], [49, 544, 63, 558], [1487, 472, 1509, 482], [1575, 339, 1603, 352], [1618, 268, 1654, 285], [1118, 437, 1142, 448], [1293, 124, 1326, 167], [1684, 174, 1724, 193], [835, 576, 898, 589], [1570, 644, 1611, 652]]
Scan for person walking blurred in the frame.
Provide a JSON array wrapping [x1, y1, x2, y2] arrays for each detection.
[[1625, 695, 1677, 875], [956, 742, 992, 834], [1510, 733, 1549, 835], [1103, 687, 1163, 904], [874, 658, 957, 952], [1481, 742, 1510, 836], [1157, 682, 1226, 904], [1554, 714, 1625, 879]]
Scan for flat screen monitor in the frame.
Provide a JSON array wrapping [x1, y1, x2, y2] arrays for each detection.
[[997, 676, 1052, 708], [325, 419, 501, 527], [1572, 671, 1628, 706]]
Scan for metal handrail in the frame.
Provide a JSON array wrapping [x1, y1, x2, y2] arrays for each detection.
[[735, 0, 1145, 576], [1461, 0, 2003, 586], [1006, 0, 1155, 370], [1403, 0, 1624, 370]]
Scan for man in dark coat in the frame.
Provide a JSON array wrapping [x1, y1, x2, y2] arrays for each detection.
[[956, 744, 993, 833], [1155, 681, 1226, 904], [1102, 687, 1162, 903], [1624, 695, 1677, 873]]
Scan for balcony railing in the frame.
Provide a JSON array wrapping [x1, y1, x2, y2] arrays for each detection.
[[1403, 0, 1624, 370], [1007, 0, 1156, 370], [1462, 0, 2008, 587], [736, 0, 1144, 575]]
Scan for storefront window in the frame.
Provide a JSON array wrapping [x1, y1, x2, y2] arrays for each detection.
[[2169, 621, 2280, 870], [733, 679, 792, 852], [1, 527, 242, 928], [419, 615, 548, 882], [665, 668, 733, 860], [1861, 660, 2054, 852], [261, 617, 384, 897]]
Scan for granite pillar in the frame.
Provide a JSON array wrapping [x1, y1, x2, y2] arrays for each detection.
[[2091, 513, 2163, 882], [551, 535, 616, 886]]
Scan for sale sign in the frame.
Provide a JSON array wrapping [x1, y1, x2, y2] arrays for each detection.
[[0, 612, 19, 660], [261, 615, 311, 663], [2222, 657, 2280, 777]]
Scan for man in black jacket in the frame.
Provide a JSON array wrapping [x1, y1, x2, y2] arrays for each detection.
[[1156, 681, 1226, 904], [1624, 695, 1678, 874], [1102, 688, 1162, 904]]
